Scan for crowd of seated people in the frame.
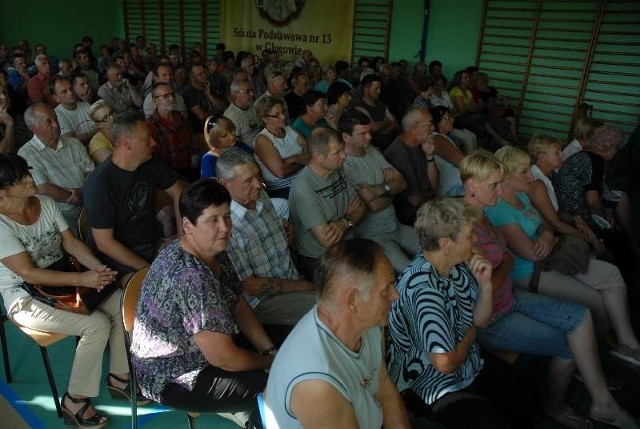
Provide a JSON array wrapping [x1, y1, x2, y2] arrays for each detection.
[[0, 33, 639, 429]]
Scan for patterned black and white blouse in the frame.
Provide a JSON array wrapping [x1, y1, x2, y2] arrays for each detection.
[[387, 253, 483, 405]]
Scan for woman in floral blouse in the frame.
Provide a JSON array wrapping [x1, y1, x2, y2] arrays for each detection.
[[131, 179, 276, 426]]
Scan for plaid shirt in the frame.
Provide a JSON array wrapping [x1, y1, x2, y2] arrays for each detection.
[[226, 192, 300, 308]]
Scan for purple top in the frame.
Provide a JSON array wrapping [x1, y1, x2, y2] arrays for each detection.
[[130, 239, 240, 402]]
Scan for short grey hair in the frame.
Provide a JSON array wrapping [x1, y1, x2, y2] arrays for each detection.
[[401, 106, 428, 131], [415, 198, 479, 251], [34, 54, 48, 67], [230, 79, 250, 96], [23, 103, 49, 128], [587, 124, 626, 153], [216, 147, 255, 180]]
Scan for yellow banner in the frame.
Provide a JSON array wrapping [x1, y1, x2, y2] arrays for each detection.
[[220, 0, 355, 66]]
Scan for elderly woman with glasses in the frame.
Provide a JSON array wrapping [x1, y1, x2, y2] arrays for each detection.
[[387, 197, 538, 428], [0, 154, 136, 429], [254, 95, 308, 199], [87, 100, 115, 164]]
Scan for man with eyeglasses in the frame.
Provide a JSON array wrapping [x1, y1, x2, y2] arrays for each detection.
[[223, 79, 261, 148], [147, 82, 198, 181], [383, 106, 439, 226], [142, 63, 188, 118], [52, 76, 97, 146]]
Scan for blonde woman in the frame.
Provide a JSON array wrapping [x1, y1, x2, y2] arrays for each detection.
[[87, 100, 114, 164], [486, 146, 640, 369], [527, 134, 606, 255], [200, 115, 251, 179]]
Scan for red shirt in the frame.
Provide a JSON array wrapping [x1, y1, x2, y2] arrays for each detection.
[[28, 72, 58, 107], [148, 111, 193, 170]]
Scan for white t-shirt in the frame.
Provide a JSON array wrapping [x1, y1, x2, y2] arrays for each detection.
[[0, 196, 68, 310], [55, 102, 95, 137]]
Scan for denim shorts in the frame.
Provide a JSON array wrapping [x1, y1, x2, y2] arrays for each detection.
[[477, 289, 588, 360]]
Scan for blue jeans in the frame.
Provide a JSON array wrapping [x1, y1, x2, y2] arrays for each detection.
[[477, 289, 587, 360]]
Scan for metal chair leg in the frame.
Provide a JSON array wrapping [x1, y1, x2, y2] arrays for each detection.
[[131, 373, 138, 429], [39, 346, 62, 418], [187, 412, 197, 429], [0, 319, 11, 383]]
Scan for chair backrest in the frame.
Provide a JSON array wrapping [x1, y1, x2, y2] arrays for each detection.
[[121, 266, 150, 335], [77, 207, 88, 242]]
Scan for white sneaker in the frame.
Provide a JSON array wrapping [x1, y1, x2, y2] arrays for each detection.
[[610, 345, 640, 368]]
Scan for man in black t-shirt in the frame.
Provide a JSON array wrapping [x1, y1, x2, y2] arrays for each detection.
[[83, 112, 185, 282]]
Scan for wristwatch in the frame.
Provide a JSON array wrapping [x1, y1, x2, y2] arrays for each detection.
[[382, 182, 391, 195], [344, 217, 354, 229]]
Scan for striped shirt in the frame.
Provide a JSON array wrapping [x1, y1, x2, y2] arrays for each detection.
[[387, 253, 483, 405]]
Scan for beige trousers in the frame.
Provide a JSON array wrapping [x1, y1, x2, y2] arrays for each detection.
[[9, 289, 129, 397]]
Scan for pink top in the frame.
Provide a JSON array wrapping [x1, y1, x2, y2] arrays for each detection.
[[473, 221, 516, 316]]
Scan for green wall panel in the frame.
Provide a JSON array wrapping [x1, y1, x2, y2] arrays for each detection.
[[0, 0, 124, 59]]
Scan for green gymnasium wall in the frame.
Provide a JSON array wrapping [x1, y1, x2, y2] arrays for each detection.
[[389, 0, 483, 74], [0, 1, 125, 60], [4, 0, 634, 139], [1, 0, 481, 72]]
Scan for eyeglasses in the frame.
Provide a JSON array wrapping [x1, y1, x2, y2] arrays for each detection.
[[94, 113, 113, 123], [236, 89, 254, 94], [442, 115, 453, 121], [266, 109, 287, 119], [153, 92, 175, 100]]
